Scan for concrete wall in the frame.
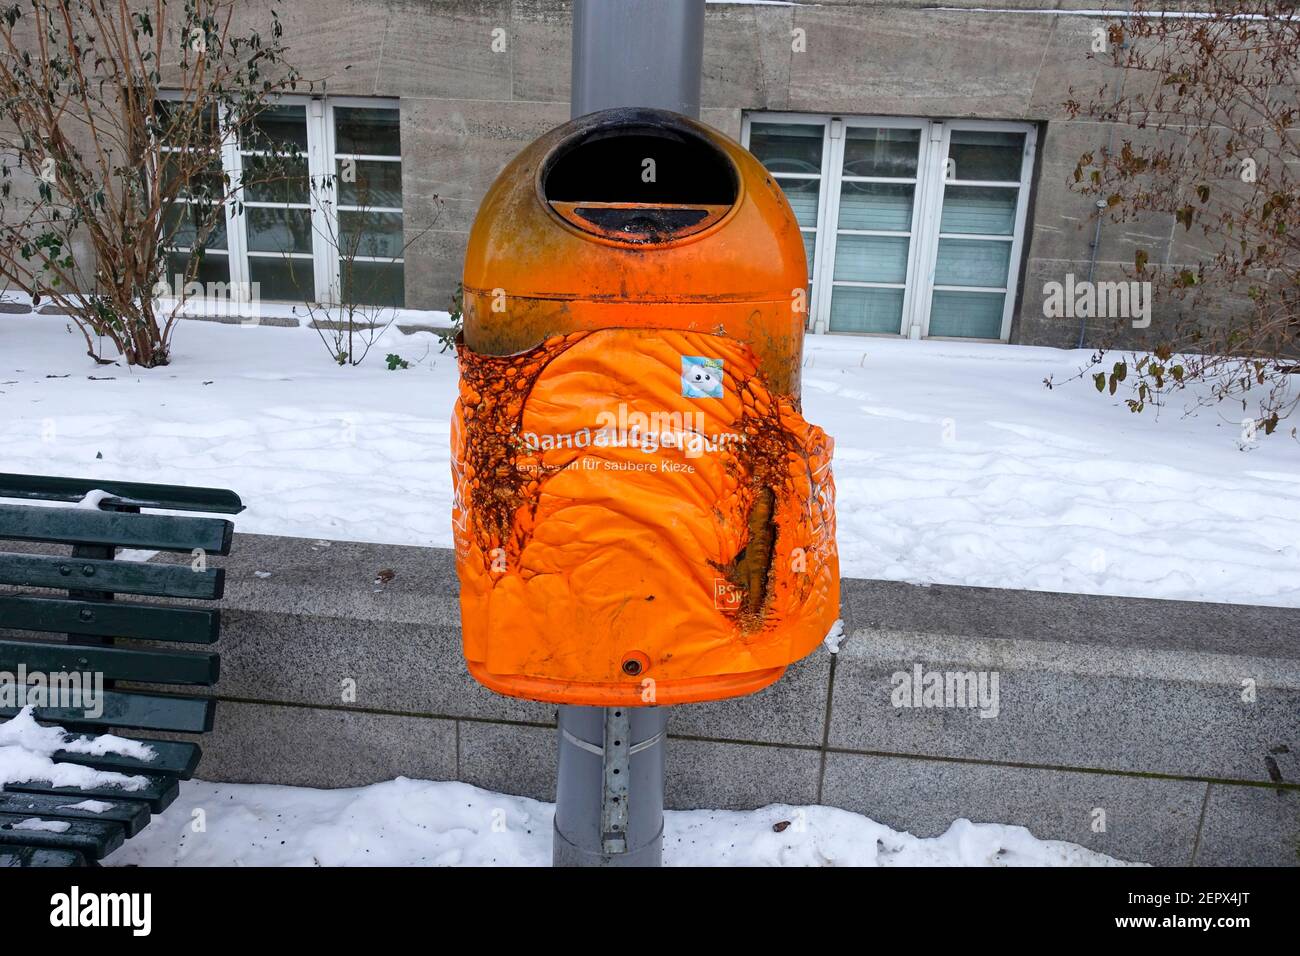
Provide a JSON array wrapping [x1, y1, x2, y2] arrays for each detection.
[[232, 0, 1219, 348], [141, 532, 1300, 866]]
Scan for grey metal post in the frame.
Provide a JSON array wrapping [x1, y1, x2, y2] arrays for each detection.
[[570, 0, 705, 119], [553, 705, 668, 867], [553, 0, 705, 868]]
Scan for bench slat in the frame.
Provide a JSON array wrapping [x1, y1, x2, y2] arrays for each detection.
[[5, 774, 180, 814], [0, 845, 88, 866], [0, 473, 245, 514], [0, 812, 125, 860], [0, 552, 224, 599], [0, 503, 233, 554], [0, 473, 233, 858], [0, 640, 219, 685], [1, 689, 215, 733], [54, 737, 201, 780], [0, 595, 219, 643], [0, 791, 151, 838]]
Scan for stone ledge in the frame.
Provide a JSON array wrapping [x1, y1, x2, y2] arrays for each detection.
[[4, 529, 1297, 863], [832, 579, 1300, 784], [839, 577, 1300, 662], [135, 533, 1300, 785]]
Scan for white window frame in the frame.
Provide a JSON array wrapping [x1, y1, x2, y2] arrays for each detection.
[[738, 113, 833, 330], [156, 98, 235, 284], [323, 96, 406, 306], [230, 93, 316, 302], [742, 112, 1037, 342], [159, 92, 402, 305]]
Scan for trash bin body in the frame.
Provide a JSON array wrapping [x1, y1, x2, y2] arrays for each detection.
[[453, 107, 839, 707]]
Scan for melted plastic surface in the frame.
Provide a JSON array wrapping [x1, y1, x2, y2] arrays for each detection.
[[452, 328, 837, 705]]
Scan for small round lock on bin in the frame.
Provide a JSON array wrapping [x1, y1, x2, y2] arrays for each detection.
[[452, 107, 839, 707]]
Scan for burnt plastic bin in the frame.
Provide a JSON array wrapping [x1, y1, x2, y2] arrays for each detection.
[[452, 108, 838, 707]]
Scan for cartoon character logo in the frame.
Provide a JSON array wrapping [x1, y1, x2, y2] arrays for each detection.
[[681, 356, 724, 398]]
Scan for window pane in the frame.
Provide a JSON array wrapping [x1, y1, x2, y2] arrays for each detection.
[[242, 155, 310, 204], [929, 290, 1005, 338], [829, 287, 904, 334], [837, 182, 914, 231], [801, 231, 815, 272], [748, 123, 823, 175], [833, 235, 910, 284], [342, 260, 405, 308], [334, 107, 401, 156], [160, 153, 225, 201], [940, 186, 1018, 235], [337, 159, 403, 209], [154, 101, 220, 150], [244, 104, 308, 153], [933, 238, 1011, 288], [249, 256, 314, 301], [948, 130, 1024, 182], [775, 177, 819, 227], [339, 211, 404, 259], [246, 207, 314, 254], [842, 127, 920, 178], [164, 203, 227, 251], [164, 250, 230, 287]]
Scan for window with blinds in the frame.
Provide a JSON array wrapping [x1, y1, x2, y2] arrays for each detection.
[[743, 115, 1035, 341], [746, 122, 823, 325]]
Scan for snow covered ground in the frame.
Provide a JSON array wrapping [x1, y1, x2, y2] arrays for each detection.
[[0, 706, 1132, 866], [103, 776, 1134, 867], [2, 313, 1297, 607]]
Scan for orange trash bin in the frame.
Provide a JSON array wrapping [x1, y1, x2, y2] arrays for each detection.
[[452, 107, 838, 707]]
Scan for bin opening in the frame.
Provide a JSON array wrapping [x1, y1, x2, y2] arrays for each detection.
[[542, 119, 738, 242], [550, 200, 731, 243], [575, 204, 711, 232]]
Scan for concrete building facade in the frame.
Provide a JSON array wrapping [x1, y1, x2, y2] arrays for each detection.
[[199, 0, 1220, 349]]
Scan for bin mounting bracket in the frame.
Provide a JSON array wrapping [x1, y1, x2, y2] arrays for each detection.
[[600, 707, 631, 855]]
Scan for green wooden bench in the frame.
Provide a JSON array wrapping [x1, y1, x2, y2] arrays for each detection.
[[0, 472, 242, 866]]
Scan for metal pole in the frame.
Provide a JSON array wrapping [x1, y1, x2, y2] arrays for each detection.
[[553, 705, 667, 866], [570, 0, 705, 119], [553, 0, 705, 868]]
